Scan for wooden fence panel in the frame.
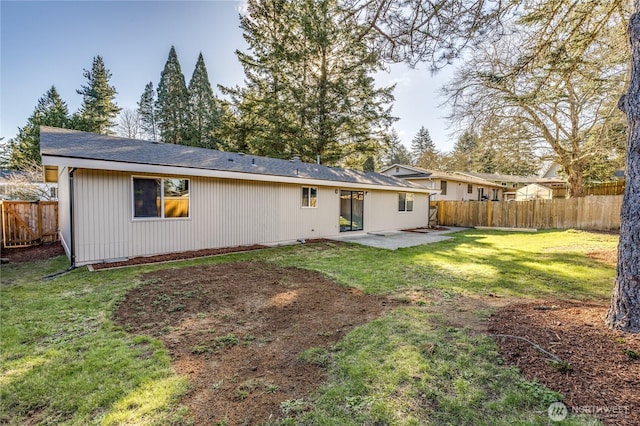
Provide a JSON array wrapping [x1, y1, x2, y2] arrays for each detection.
[[437, 195, 622, 231], [1, 201, 59, 248]]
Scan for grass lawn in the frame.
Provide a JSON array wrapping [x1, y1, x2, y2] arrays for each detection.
[[0, 229, 618, 425]]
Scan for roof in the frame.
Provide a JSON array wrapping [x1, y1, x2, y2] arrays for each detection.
[[457, 171, 566, 185], [39, 127, 434, 193], [380, 164, 503, 188]]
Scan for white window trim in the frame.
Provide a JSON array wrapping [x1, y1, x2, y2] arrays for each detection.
[[301, 186, 318, 208], [398, 192, 414, 212], [131, 176, 191, 221]]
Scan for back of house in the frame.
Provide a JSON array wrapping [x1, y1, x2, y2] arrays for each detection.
[[40, 127, 438, 266]]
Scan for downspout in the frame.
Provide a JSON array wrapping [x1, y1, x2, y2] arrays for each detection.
[[43, 167, 77, 279], [68, 167, 77, 269]]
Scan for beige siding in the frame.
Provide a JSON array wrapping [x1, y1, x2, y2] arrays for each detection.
[[301, 187, 340, 238], [73, 170, 307, 265], [365, 191, 429, 231], [71, 170, 431, 265], [57, 167, 71, 256]]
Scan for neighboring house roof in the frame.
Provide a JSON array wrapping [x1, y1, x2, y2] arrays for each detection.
[[40, 127, 435, 193], [457, 171, 566, 186], [539, 161, 563, 179], [380, 164, 431, 178], [380, 164, 503, 188]]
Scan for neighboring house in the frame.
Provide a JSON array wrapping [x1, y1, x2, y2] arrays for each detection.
[[0, 169, 58, 200], [39, 127, 438, 267], [540, 161, 563, 179], [380, 164, 503, 201], [456, 171, 568, 200]]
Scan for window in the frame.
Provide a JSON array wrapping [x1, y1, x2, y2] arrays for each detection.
[[467, 184, 473, 194], [133, 177, 189, 219], [302, 186, 317, 208], [398, 192, 414, 212], [440, 181, 447, 195]]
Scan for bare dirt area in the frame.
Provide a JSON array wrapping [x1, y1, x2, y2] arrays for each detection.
[[91, 245, 268, 270], [113, 261, 395, 425], [586, 249, 618, 267], [0, 242, 65, 263], [489, 301, 640, 425]]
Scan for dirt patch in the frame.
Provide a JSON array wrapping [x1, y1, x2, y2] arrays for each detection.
[[91, 245, 268, 270], [91, 240, 339, 270], [587, 250, 618, 266], [113, 261, 395, 425], [489, 301, 640, 425], [0, 242, 65, 263]]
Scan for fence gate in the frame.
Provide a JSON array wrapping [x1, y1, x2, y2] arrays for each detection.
[[1, 201, 59, 248]]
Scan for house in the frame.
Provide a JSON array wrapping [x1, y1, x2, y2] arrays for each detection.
[[39, 127, 438, 267], [380, 164, 504, 201], [456, 171, 568, 199]]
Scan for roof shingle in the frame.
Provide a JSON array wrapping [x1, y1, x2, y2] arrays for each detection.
[[39, 127, 426, 190]]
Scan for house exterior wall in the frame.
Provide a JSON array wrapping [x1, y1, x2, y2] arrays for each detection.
[[58, 167, 71, 257], [408, 178, 501, 201], [68, 169, 429, 265]]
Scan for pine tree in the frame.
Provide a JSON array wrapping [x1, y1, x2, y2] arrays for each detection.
[[447, 130, 481, 171], [381, 130, 412, 167], [137, 82, 158, 141], [187, 53, 221, 149], [221, 0, 395, 165], [411, 126, 438, 169], [156, 46, 189, 144], [74, 55, 120, 134], [9, 86, 69, 169]]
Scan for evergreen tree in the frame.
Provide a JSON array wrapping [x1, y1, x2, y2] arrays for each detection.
[[75, 55, 120, 134], [381, 130, 412, 167], [221, 0, 395, 165], [411, 126, 438, 168], [156, 46, 189, 144], [187, 53, 222, 149], [137, 82, 158, 141], [447, 130, 479, 171], [9, 86, 69, 168]]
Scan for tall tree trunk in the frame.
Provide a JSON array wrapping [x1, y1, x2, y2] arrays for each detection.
[[606, 5, 640, 333], [566, 160, 585, 198]]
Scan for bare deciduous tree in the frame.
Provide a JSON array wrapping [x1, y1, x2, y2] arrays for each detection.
[[116, 108, 143, 139], [2, 163, 57, 201]]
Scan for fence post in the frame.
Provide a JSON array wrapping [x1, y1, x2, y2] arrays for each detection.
[[487, 201, 493, 227], [36, 202, 43, 244], [438, 200, 445, 225]]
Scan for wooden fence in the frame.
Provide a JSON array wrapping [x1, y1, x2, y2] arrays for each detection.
[[436, 195, 623, 231], [1, 201, 59, 248]]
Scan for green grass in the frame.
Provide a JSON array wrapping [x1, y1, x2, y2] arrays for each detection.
[[0, 229, 617, 425], [0, 257, 190, 425], [299, 308, 589, 425], [260, 229, 618, 300]]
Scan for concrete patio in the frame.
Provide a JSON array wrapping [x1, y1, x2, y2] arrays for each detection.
[[330, 227, 467, 250]]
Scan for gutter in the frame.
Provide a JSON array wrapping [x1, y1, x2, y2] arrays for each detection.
[[41, 156, 438, 195]]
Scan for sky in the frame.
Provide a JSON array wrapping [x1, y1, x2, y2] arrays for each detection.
[[1, 0, 457, 153]]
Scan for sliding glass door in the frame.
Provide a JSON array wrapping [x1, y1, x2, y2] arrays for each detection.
[[340, 190, 364, 232]]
